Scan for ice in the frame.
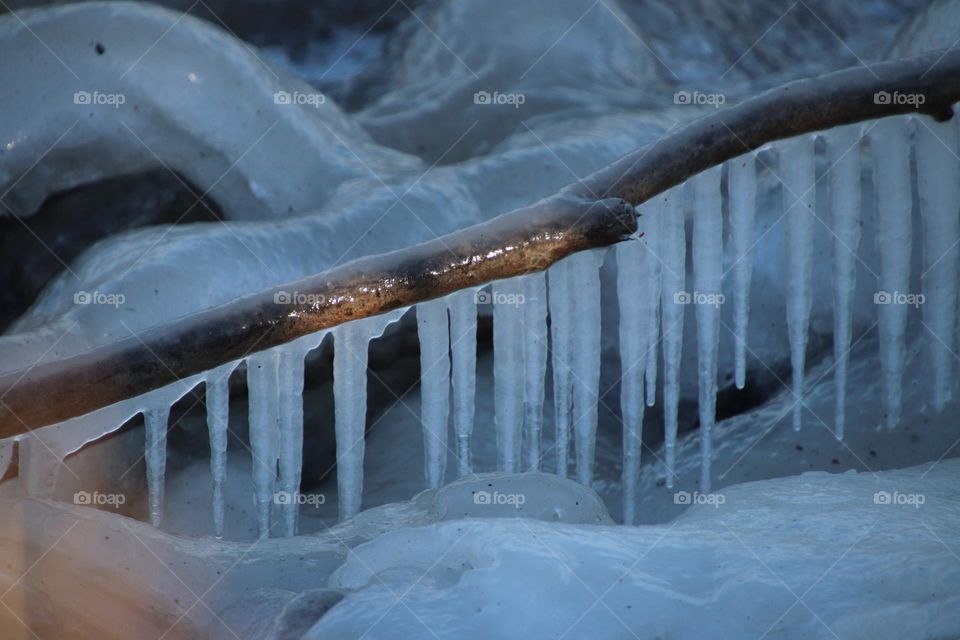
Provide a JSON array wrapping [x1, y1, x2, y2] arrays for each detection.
[[693, 167, 723, 492], [334, 322, 371, 521], [144, 405, 170, 528], [660, 188, 686, 489], [616, 239, 652, 525], [493, 280, 524, 473], [640, 199, 663, 407], [827, 125, 864, 440], [728, 153, 758, 390], [417, 299, 451, 488], [781, 135, 816, 432], [447, 290, 478, 476], [277, 348, 306, 537], [569, 250, 604, 486], [521, 274, 549, 471], [871, 118, 913, 428], [247, 351, 281, 537], [547, 259, 574, 478], [916, 118, 960, 412], [205, 364, 237, 539]]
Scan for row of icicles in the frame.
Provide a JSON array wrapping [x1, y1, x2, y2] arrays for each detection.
[[137, 113, 957, 535]]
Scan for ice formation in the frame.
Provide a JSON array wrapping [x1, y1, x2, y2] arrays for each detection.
[[659, 188, 686, 489], [728, 153, 758, 390], [417, 299, 451, 489]]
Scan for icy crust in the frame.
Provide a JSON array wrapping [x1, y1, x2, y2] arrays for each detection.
[[0, 1, 415, 219], [312, 461, 960, 640]]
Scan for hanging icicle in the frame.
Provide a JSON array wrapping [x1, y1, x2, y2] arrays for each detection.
[[569, 250, 603, 486], [417, 298, 451, 488], [522, 273, 549, 471], [693, 167, 723, 493], [872, 118, 912, 428], [617, 238, 651, 525], [247, 351, 280, 537], [642, 197, 663, 407], [660, 188, 686, 489], [447, 290, 477, 476], [144, 405, 170, 528], [206, 364, 235, 538], [728, 152, 758, 390], [493, 280, 524, 473], [548, 259, 574, 478], [333, 322, 370, 521], [277, 348, 306, 537], [916, 117, 960, 412], [826, 125, 863, 440], [781, 135, 816, 432]]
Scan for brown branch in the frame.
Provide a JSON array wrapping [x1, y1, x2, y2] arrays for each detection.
[[3, 48, 960, 437]]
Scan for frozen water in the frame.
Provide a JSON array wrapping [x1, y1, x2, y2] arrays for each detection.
[[417, 299, 452, 489], [728, 152, 758, 390]]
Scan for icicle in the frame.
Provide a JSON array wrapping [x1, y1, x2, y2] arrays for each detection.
[[693, 167, 723, 493], [548, 259, 574, 478], [872, 118, 912, 428], [206, 366, 233, 538], [728, 153, 758, 390], [617, 240, 651, 525], [418, 298, 451, 488], [18, 436, 60, 498], [277, 348, 305, 537], [827, 126, 863, 440], [493, 280, 524, 473], [333, 322, 370, 521], [247, 351, 279, 537], [447, 290, 477, 476], [660, 189, 685, 489], [570, 250, 603, 486], [781, 135, 816, 432], [522, 273, 549, 471], [144, 405, 170, 528], [917, 118, 960, 412], [642, 198, 663, 407]]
